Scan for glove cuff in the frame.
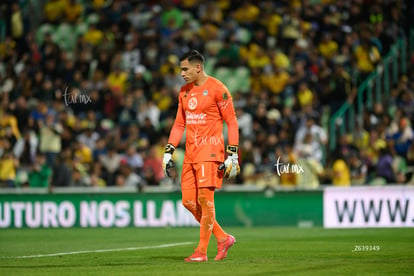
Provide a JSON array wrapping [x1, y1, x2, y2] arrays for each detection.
[[165, 143, 175, 154], [226, 145, 238, 155]]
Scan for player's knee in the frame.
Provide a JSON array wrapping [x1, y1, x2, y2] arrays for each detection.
[[198, 195, 213, 208], [197, 187, 214, 207], [198, 196, 206, 206]]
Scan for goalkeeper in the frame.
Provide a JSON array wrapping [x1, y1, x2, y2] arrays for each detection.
[[163, 50, 239, 262]]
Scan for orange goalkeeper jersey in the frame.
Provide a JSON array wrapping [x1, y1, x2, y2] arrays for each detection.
[[168, 76, 239, 164]]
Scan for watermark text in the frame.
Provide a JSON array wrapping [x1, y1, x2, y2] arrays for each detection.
[[274, 156, 304, 176], [63, 87, 92, 106]]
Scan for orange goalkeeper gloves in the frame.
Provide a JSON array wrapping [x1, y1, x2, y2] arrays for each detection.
[[220, 145, 240, 179]]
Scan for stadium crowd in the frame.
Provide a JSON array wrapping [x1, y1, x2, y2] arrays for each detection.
[[0, 0, 414, 189]]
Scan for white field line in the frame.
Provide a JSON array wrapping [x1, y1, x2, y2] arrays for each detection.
[[1, 242, 193, 259]]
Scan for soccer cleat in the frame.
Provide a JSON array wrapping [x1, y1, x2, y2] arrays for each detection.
[[184, 249, 208, 263], [214, 234, 236, 261]]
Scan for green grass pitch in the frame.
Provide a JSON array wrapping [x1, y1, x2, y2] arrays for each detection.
[[0, 227, 413, 275]]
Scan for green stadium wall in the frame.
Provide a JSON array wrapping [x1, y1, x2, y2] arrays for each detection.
[[0, 189, 322, 229]]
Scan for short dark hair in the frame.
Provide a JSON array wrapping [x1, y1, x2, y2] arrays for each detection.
[[180, 50, 205, 64]]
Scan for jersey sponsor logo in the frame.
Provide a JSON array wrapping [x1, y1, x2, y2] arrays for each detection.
[[185, 111, 206, 120], [188, 97, 197, 110], [185, 111, 207, 125], [203, 90, 208, 96]]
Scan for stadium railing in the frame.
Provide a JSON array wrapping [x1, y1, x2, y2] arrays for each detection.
[[329, 29, 414, 152]]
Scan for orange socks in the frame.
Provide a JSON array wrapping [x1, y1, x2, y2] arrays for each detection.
[[182, 188, 227, 254], [197, 188, 215, 254]]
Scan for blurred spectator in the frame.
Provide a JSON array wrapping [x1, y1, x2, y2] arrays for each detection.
[[116, 161, 143, 189], [231, 1, 260, 27], [106, 64, 128, 94], [73, 139, 92, 167], [130, 65, 150, 92], [318, 32, 338, 60], [38, 112, 63, 168], [121, 37, 141, 73], [40, 32, 60, 67], [0, 150, 18, 187], [10, 96, 31, 133], [98, 144, 121, 186], [294, 114, 327, 164], [1, 107, 21, 144], [296, 82, 314, 111], [365, 128, 387, 176], [11, 3, 24, 56], [276, 145, 297, 187], [82, 23, 104, 47], [354, 37, 381, 81], [43, 0, 65, 24], [350, 120, 369, 150], [247, 45, 271, 71], [254, 149, 278, 188], [266, 109, 281, 135], [252, 102, 268, 132], [406, 142, 414, 166], [331, 151, 351, 186], [297, 158, 324, 189], [114, 123, 141, 152], [215, 36, 240, 68], [262, 65, 290, 96], [77, 124, 100, 152], [93, 137, 108, 161], [328, 62, 357, 112], [236, 107, 253, 140], [120, 144, 144, 174], [28, 152, 52, 188], [70, 155, 90, 187], [391, 147, 408, 184], [386, 117, 413, 158], [51, 151, 72, 187], [295, 131, 324, 188], [64, 0, 83, 24], [139, 112, 159, 143], [142, 146, 164, 186], [89, 162, 106, 187], [374, 146, 395, 184], [349, 150, 368, 185], [13, 128, 38, 170]]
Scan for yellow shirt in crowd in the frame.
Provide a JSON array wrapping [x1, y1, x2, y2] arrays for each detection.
[[262, 70, 290, 94], [354, 45, 380, 73], [332, 159, 350, 186], [106, 71, 129, 94], [0, 156, 16, 181]]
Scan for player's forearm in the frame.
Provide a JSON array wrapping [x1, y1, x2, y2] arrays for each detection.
[[219, 97, 239, 146], [168, 103, 186, 147], [168, 123, 185, 147], [226, 117, 239, 146]]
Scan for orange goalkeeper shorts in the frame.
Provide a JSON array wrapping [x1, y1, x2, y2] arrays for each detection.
[[181, 161, 224, 190]]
